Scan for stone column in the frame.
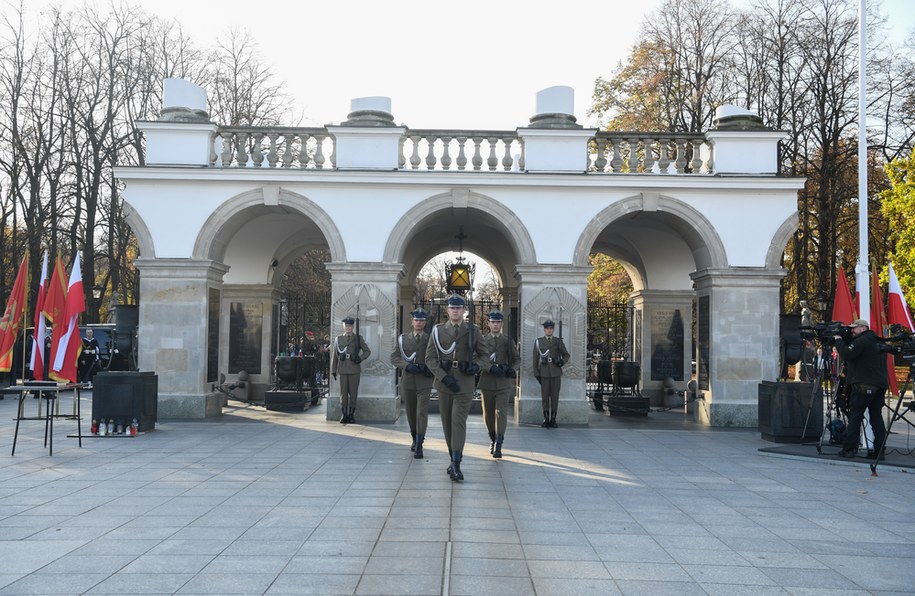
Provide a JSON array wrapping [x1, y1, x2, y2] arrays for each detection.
[[221, 284, 279, 402], [325, 262, 402, 423], [690, 268, 785, 427], [630, 290, 694, 406], [514, 265, 591, 425], [134, 258, 229, 419]]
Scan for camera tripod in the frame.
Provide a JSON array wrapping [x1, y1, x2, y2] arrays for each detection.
[[870, 360, 915, 475]]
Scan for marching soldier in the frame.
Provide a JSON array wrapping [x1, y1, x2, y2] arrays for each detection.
[[478, 310, 519, 458], [533, 320, 570, 428], [331, 316, 370, 424], [391, 308, 433, 458], [425, 295, 489, 482]]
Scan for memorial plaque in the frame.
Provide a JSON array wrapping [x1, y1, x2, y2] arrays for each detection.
[[650, 308, 684, 381], [229, 302, 262, 374], [206, 288, 220, 383], [698, 296, 710, 390]]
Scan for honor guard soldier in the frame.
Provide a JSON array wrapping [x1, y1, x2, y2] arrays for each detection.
[[391, 308, 434, 458], [331, 316, 370, 424], [479, 310, 519, 458], [533, 320, 570, 428], [425, 295, 489, 481]]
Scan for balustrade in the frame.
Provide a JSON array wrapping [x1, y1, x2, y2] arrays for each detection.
[[210, 126, 717, 174]]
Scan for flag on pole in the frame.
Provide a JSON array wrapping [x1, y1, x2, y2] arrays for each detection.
[[51, 253, 85, 383], [887, 262, 914, 331], [29, 251, 49, 380], [871, 269, 899, 397], [831, 266, 857, 325], [0, 254, 29, 373], [43, 255, 68, 372]]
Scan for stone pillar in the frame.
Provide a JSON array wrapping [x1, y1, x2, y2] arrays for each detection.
[[690, 268, 785, 427], [630, 290, 694, 407], [134, 258, 229, 419], [514, 265, 591, 425], [220, 284, 279, 402], [325, 262, 402, 423], [326, 96, 406, 170]]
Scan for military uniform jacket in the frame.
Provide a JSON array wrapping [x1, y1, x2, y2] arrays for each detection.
[[424, 321, 489, 394], [478, 333, 520, 391], [390, 331, 433, 391], [331, 333, 370, 375], [533, 335, 570, 378]]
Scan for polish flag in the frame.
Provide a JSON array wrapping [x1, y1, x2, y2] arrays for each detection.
[[29, 252, 49, 380], [51, 253, 85, 383], [887, 262, 914, 331]]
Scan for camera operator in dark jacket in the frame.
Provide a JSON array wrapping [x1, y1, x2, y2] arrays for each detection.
[[834, 319, 888, 459]]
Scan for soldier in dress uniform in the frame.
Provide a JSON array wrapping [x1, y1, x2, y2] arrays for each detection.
[[533, 320, 570, 428], [478, 310, 519, 458], [425, 295, 489, 481], [390, 308, 433, 458], [331, 316, 370, 424]]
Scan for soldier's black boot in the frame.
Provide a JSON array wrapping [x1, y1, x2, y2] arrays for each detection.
[[410, 431, 417, 452], [541, 410, 550, 428], [488, 430, 496, 454], [451, 452, 463, 482], [549, 412, 558, 428], [493, 435, 504, 459], [348, 408, 356, 424], [414, 434, 424, 459], [340, 406, 348, 424], [446, 450, 454, 477]]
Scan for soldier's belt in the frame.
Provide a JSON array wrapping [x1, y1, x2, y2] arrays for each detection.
[[441, 360, 459, 370]]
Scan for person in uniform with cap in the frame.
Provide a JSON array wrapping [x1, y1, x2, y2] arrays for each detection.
[[425, 294, 489, 481], [478, 310, 519, 458], [833, 318, 889, 460], [533, 320, 570, 428], [391, 308, 433, 458], [331, 316, 371, 424]]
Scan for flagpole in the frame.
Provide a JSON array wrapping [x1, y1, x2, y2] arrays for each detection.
[[856, 0, 870, 324]]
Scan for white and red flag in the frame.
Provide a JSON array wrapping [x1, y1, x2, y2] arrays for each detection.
[[887, 262, 914, 331], [51, 253, 85, 383], [29, 251, 49, 380]]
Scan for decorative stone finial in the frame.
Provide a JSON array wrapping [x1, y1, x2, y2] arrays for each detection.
[[342, 96, 396, 127], [713, 105, 766, 130], [529, 86, 581, 129], [159, 78, 210, 122]]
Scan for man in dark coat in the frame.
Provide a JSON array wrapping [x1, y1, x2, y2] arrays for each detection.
[[834, 319, 888, 459]]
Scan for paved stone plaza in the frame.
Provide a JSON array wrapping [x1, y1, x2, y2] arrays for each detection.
[[2, 391, 915, 595]]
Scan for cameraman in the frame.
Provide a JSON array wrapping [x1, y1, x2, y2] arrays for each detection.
[[834, 319, 888, 459]]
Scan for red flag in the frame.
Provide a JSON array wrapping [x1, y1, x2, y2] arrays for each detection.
[[29, 252, 49, 380], [871, 269, 899, 397], [0, 254, 29, 373], [831, 266, 857, 325], [51, 253, 85, 383], [43, 255, 67, 373], [887, 262, 914, 331]]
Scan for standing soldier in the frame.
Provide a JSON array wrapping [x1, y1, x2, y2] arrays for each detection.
[[391, 308, 433, 458], [478, 310, 519, 458], [331, 316, 370, 424], [533, 320, 570, 428], [426, 295, 488, 482]]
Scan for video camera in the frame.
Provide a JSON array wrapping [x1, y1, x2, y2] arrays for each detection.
[[881, 325, 915, 360], [800, 321, 854, 345]]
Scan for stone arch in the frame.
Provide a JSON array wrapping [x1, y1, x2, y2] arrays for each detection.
[[573, 193, 729, 270], [193, 187, 346, 263], [765, 212, 799, 269], [382, 190, 537, 266], [122, 201, 156, 258]]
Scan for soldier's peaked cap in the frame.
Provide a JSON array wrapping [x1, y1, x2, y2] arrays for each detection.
[[542, 320, 555, 328], [446, 295, 465, 307], [411, 309, 427, 320], [488, 310, 504, 321], [342, 316, 355, 324]]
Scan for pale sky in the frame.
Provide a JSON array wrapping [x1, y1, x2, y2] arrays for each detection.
[[22, 0, 915, 130]]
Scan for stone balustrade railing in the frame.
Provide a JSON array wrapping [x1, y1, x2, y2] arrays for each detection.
[[211, 126, 715, 174], [590, 132, 712, 174], [399, 130, 522, 171]]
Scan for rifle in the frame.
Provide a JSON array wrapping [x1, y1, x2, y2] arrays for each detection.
[[468, 299, 474, 358], [354, 303, 361, 361], [559, 307, 564, 342]]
